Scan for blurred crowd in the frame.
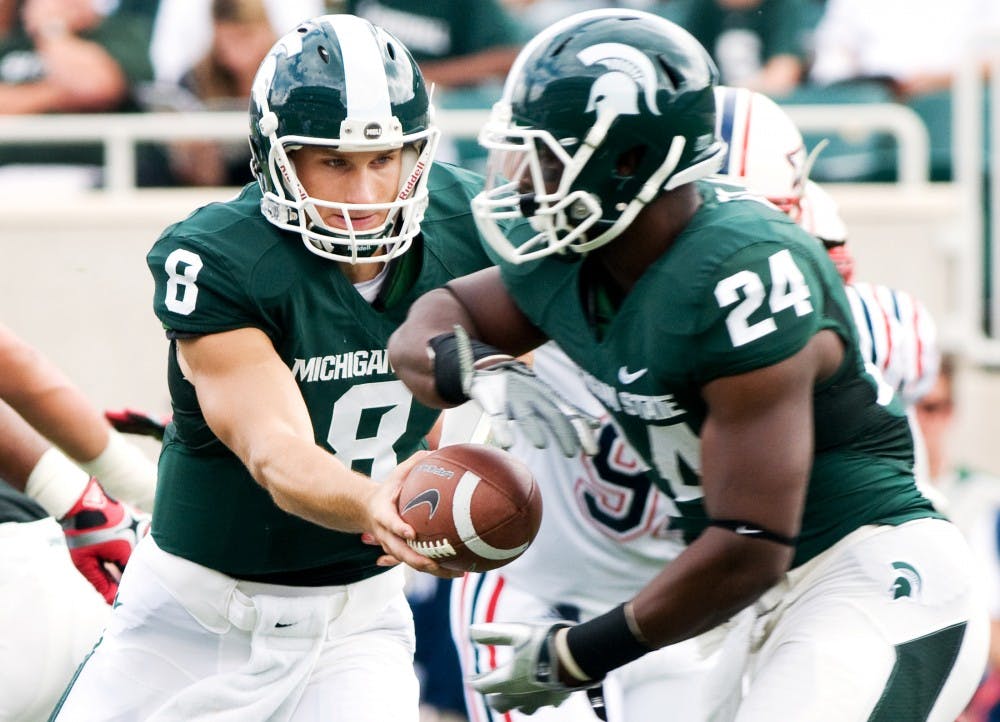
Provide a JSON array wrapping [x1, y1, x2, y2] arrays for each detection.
[[0, 0, 998, 189]]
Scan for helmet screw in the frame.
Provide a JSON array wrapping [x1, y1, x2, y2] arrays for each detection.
[[569, 201, 590, 220]]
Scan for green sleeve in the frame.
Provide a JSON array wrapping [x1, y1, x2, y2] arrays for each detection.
[[147, 234, 262, 336], [693, 241, 823, 383]]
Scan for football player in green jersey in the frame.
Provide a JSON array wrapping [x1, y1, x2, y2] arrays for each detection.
[[389, 9, 989, 721], [53, 15, 495, 722]]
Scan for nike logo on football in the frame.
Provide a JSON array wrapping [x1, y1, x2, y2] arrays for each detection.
[[617, 366, 648, 384], [401, 489, 441, 519]]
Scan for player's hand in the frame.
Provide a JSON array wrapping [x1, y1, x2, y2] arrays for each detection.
[[60, 477, 150, 604], [468, 621, 594, 715], [104, 408, 171, 441], [453, 326, 599, 457], [360, 452, 463, 579]]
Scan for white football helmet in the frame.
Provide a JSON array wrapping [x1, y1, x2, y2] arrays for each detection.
[[800, 180, 848, 246], [801, 180, 854, 282], [713, 85, 820, 222]]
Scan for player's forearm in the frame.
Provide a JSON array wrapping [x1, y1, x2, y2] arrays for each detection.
[[0, 401, 52, 488], [631, 529, 790, 646], [389, 287, 476, 407], [0, 332, 109, 460], [244, 431, 376, 533], [561, 528, 790, 683]]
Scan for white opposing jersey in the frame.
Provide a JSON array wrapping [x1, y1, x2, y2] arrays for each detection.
[[498, 342, 684, 612], [846, 282, 939, 406]]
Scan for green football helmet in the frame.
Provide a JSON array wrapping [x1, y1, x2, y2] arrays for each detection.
[[249, 14, 439, 263], [472, 9, 725, 263]]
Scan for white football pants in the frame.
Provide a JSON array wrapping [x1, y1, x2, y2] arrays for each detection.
[[52, 536, 418, 722], [737, 519, 989, 721]]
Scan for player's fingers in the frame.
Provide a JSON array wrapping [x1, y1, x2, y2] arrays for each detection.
[[103, 561, 123, 583], [486, 693, 523, 714], [486, 414, 514, 449], [384, 450, 432, 495], [385, 535, 445, 574], [468, 623, 523, 645], [468, 668, 510, 694], [375, 552, 402, 568], [514, 403, 550, 450], [572, 416, 599, 455], [395, 449, 432, 476]]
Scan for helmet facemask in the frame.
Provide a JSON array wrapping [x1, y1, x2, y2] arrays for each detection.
[[474, 117, 602, 263], [256, 117, 440, 264], [474, 113, 698, 263]]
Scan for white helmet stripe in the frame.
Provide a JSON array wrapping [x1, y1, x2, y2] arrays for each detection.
[[326, 14, 391, 121]]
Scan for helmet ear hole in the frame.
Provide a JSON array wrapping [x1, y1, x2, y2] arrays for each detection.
[[615, 146, 646, 178]]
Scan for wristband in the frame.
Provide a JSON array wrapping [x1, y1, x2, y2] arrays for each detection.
[[553, 627, 591, 682], [564, 603, 654, 681], [428, 330, 507, 404], [24, 447, 90, 518], [80, 429, 158, 511]]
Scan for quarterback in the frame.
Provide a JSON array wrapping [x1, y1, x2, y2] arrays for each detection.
[[53, 15, 492, 722], [389, 9, 989, 721]]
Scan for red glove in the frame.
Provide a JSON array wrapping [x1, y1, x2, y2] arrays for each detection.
[[59, 477, 150, 604], [104, 408, 171, 441]]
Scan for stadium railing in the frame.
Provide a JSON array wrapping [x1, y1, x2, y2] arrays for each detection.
[[0, 104, 932, 194], [952, 34, 1000, 362]]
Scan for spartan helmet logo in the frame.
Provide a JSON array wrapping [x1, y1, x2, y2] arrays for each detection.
[[578, 43, 662, 121]]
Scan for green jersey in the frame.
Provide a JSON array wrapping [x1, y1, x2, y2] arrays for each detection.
[[500, 181, 939, 567], [147, 163, 493, 583]]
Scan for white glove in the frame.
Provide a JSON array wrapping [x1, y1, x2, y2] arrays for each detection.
[[454, 326, 599, 457], [468, 621, 594, 715]]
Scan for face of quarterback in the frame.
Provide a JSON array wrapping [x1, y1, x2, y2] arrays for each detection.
[[290, 145, 404, 235]]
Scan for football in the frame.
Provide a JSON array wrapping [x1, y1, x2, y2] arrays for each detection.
[[398, 443, 543, 573]]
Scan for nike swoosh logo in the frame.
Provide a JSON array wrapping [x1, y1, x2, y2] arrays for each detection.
[[734, 525, 762, 535], [617, 366, 648, 384], [275, 621, 295, 628], [401, 488, 441, 519]]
